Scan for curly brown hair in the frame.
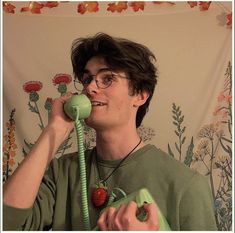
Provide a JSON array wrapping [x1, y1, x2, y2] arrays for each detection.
[[71, 33, 158, 128]]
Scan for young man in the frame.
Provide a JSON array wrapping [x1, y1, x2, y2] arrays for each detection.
[[3, 33, 217, 230]]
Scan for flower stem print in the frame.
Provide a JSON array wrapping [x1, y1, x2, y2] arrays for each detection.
[[172, 103, 186, 161], [44, 97, 53, 121], [137, 125, 156, 142], [23, 81, 45, 129], [52, 74, 74, 156], [168, 103, 194, 166], [22, 74, 74, 157], [193, 61, 232, 230], [3, 109, 17, 182], [52, 73, 72, 96]]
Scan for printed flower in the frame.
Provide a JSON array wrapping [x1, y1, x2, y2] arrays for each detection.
[[214, 199, 222, 210], [197, 139, 210, 154], [198, 1, 211, 11], [217, 92, 226, 102], [52, 73, 72, 85], [44, 97, 53, 111], [3, 1, 16, 13], [21, 2, 44, 14], [107, 2, 128, 13], [218, 155, 230, 163], [187, 1, 198, 8], [3, 109, 17, 182], [23, 81, 43, 93], [197, 124, 218, 140], [23, 81, 43, 102], [129, 2, 145, 12], [137, 125, 155, 142], [43, 1, 59, 8], [77, 1, 99, 14], [52, 73, 72, 95], [225, 95, 232, 104], [227, 12, 232, 27], [192, 151, 201, 161]]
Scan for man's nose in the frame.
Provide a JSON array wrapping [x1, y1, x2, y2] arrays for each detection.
[[85, 78, 99, 95]]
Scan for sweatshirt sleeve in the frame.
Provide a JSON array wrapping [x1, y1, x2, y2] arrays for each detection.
[[179, 173, 217, 230], [3, 158, 59, 231]]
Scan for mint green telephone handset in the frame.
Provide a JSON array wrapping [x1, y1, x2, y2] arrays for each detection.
[[64, 94, 171, 231]]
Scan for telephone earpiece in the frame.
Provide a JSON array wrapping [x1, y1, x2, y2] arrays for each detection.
[[64, 94, 91, 120]]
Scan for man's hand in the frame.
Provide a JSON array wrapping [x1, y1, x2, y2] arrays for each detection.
[[48, 92, 75, 138], [97, 201, 159, 231]]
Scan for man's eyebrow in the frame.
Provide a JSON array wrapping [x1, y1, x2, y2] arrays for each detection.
[[83, 67, 112, 74]]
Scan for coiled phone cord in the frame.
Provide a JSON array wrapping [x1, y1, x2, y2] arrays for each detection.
[[75, 108, 91, 231]]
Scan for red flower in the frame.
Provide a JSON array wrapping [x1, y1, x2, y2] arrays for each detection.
[[187, 1, 198, 8], [52, 74, 72, 85], [107, 2, 128, 13], [199, 1, 211, 11], [129, 2, 145, 12], [23, 81, 43, 93], [77, 1, 99, 14], [227, 12, 232, 27], [3, 2, 16, 13], [43, 1, 59, 8], [21, 2, 44, 14]]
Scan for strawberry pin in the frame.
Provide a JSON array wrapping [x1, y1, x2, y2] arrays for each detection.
[[92, 182, 108, 207]]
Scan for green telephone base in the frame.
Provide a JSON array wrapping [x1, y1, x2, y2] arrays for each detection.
[[94, 188, 171, 231]]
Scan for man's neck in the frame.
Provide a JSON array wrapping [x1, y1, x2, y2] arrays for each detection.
[[95, 127, 144, 161]]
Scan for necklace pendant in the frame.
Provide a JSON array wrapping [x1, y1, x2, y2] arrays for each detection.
[[92, 181, 108, 208]]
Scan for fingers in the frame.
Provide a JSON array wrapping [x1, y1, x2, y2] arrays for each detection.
[[111, 203, 128, 230], [59, 92, 74, 103], [97, 207, 116, 231], [97, 201, 138, 231], [143, 203, 160, 230]]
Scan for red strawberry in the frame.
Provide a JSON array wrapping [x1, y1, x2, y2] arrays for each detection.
[[92, 187, 108, 207]]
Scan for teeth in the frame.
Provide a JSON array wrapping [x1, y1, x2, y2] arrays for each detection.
[[91, 101, 106, 106]]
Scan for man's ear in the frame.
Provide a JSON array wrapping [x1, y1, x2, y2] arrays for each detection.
[[133, 91, 150, 107]]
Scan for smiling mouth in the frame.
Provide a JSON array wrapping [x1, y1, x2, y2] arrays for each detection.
[[91, 101, 107, 107]]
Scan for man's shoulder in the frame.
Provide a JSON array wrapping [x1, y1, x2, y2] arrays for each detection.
[[144, 144, 205, 183], [52, 148, 94, 167]]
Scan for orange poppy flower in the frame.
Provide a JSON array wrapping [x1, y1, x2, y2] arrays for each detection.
[[21, 1, 44, 14], [187, 1, 198, 8], [43, 1, 59, 8], [107, 2, 128, 13], [129, 2, 145, 12], [199, 1, 211, 11], [3, 1, 16, 13], [77, 1, 99, 14]]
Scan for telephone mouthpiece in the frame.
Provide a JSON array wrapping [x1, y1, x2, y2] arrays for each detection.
[[64, 94, 91, 120]]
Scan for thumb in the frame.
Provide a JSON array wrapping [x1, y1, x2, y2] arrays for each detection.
[[143, 203, 160, 230]]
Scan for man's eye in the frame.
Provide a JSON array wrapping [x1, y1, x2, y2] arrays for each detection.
[[102, 74, 113, 84], [82, 76, 92, 85]]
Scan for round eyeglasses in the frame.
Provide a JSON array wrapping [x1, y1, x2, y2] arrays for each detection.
[[74, 69, 124, 92]]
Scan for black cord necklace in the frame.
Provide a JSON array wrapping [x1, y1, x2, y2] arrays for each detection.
[[92, 138, 142, 207], [96, 138, 142, 184]]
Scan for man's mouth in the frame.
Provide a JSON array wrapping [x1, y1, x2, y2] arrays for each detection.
[[91, 101, 107, 107]]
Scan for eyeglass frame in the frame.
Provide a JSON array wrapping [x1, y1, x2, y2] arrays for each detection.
[[73, 68, 126, 92]]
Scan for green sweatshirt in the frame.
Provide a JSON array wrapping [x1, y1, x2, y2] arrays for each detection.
[[3, 144, 217, 230]]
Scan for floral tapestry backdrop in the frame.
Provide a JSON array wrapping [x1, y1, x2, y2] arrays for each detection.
[[3, 1, 232, 231]]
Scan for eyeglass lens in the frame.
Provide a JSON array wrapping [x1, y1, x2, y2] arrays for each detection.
[[81, 70, 114, 89]]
